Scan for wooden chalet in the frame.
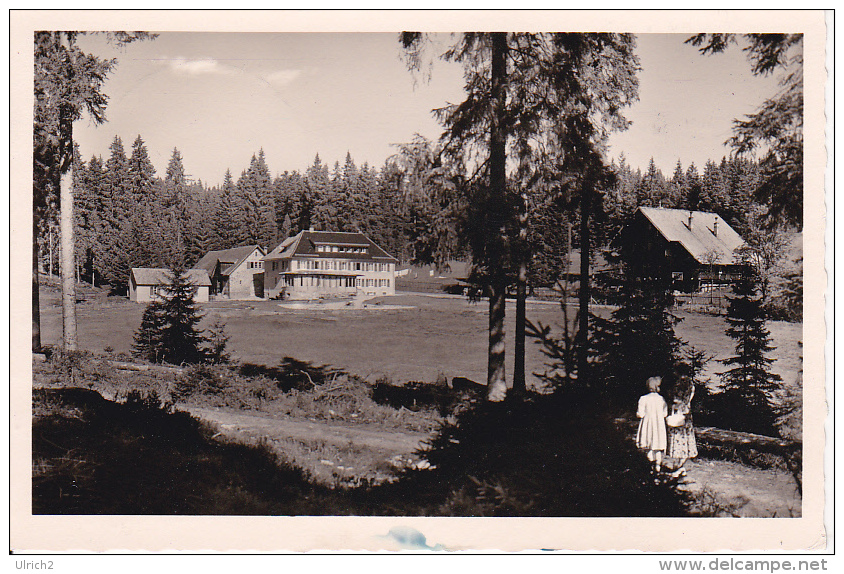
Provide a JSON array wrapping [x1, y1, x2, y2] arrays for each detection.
[[618, 207, 747, 292], [129, 268, 211, 303]]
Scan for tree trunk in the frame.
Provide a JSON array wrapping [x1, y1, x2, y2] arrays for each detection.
[[32, 235, 41, 352], [59, 33, 77, 352], [577, 179, 592, 383], [48, 225, 54, 277], [60, 164, 77, 352], [512, 191, 528, 395], [486, 32, 509, 402]]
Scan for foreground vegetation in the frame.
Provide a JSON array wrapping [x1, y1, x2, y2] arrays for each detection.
[[34, 349, 800, 516], [32, 362, 689, 516]]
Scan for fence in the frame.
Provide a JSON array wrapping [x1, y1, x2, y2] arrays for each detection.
[[395, 278, 462, 295], [673, 286, 730, 315]]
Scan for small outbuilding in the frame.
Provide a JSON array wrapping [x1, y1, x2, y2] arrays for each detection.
[[194, 245, 266, 299], [129, 268, 211, 303], [618, 207, 746, 292]]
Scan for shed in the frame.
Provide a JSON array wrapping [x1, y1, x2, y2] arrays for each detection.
[[129, 268, 211, 303]]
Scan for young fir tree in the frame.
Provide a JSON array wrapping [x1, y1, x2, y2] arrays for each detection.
[[591, 269, 684, 406], [132, 298, 167, 363], [133, 265, 210, 365], [718, 265, 782, 436]]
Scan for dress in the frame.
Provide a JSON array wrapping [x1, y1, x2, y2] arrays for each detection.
[[636, 392, 668, 451], [667, 404, 698, 460]]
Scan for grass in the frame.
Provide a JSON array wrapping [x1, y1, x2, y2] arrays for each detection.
[[33, 288, 803, 516], [39, 290, 803, 391]]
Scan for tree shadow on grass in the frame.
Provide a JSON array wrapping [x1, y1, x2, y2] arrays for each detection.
[[238, 357, 341, 392], [370, 377, 484, 416]]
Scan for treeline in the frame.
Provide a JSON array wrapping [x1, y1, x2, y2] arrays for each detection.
[[50, 135, 432, 292], [42, 133, 781, 295]]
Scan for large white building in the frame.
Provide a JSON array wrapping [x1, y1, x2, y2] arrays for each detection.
[[263, 230, 398, 300]]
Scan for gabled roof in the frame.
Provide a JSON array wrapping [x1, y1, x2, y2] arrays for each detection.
[[264, 230, 398, 262], [637, 207, 745, 265], [131, 268, 212, 287], [194, 245, 264, 276]]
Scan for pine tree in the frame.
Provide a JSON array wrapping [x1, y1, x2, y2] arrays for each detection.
[[635, 158, 669, 207], [71, 145, 95, 284], [252, 149, 277, 248], [127, 134, 156, 204], [132, 299, 167, 362], [213, 169, 246, 249], [157, 264, 208, 365], [162, 148, 190, 265], [718, 265, 782, 436], [307, 154, 332, 230], [682, 162, 702, 210], [185, 185, 217, 265], [82, 154, 107, 284], [668, 159, 686, 208], [96, 136, 132, 290]]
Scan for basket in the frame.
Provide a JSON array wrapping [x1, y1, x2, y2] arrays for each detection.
[[666, 413, 686, 428]]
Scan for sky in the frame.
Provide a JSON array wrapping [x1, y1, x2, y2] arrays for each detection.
[[73, 32, 780, 187]]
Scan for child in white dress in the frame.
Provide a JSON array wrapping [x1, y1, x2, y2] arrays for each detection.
[[636, 376, 668, 472]]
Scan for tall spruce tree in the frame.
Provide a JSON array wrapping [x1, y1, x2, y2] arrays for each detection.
[[718, 265, 782, 436], [97, 136, 133, 290], [127, 134, 156, 204], [213, 169, 245, 248], [591, 270, 684, 406]]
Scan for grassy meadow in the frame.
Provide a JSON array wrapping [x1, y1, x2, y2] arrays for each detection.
[[39, 288, 803, 394]]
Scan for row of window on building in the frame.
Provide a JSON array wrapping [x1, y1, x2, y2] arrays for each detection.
[[247, 261, 263, 269], [315, 245, 366, 254], [270, 259, 392, 273], [280, 276, 392, 288]]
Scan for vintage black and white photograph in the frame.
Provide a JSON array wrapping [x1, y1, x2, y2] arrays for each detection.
[[12, 10, 828, 552]]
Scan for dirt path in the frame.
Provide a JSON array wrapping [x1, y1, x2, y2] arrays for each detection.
[[680, 458, 802, 517], [183, 405, 430, 455]]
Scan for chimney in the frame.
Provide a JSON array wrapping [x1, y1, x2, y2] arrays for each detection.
[[713, 220, 718, 236], [309, 226, 315, 232], [687, 211, 693, 230]]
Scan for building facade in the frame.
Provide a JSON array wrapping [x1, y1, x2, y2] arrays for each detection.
[[194, 245, 266, 299], [129, 268, 211, 303], [618, 207, 746, 292], [263, 230, 398, 300]]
